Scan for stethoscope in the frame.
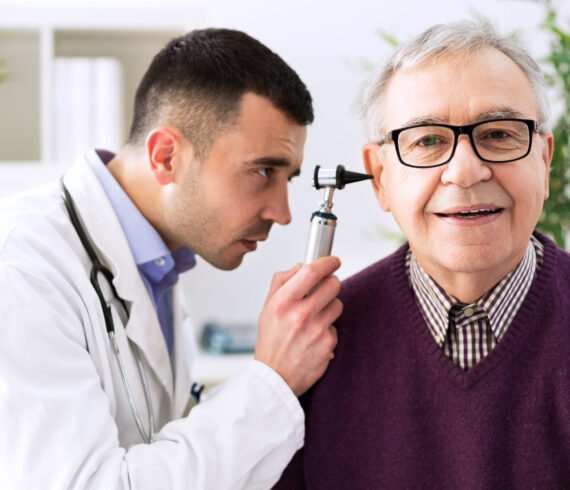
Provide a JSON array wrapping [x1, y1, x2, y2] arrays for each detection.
[[60, 179, 156, 444]]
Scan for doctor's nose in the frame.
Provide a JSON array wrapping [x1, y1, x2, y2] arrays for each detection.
[[261, 189, 292, 225], [441, 135, 493, 187]]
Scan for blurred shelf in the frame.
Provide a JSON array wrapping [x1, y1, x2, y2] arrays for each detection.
[[0, 8, 203, 193], [193, 350, 254, 387]]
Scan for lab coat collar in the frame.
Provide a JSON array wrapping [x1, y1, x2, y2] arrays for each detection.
[[62, 154, 175, 399]]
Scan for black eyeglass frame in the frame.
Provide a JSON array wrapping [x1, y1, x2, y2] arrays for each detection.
[[377, 118, 539, 169]]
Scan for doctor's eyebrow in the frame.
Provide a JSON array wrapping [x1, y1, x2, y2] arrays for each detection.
[[249, 157, 301, 179]]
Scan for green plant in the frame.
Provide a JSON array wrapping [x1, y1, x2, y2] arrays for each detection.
[[538, 0, 570, 249]]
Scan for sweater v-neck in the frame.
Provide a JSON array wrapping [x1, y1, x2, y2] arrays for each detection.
[[390, 231, 557, 390]]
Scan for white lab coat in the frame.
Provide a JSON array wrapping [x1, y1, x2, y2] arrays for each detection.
[[0, 154, 304, 489]]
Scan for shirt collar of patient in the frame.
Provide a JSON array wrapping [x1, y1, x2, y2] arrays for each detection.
[[408, 238, 538, 341], [85, 149, 196, 280]]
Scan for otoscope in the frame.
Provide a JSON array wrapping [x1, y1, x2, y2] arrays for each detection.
[[304, 165, 373, 264]]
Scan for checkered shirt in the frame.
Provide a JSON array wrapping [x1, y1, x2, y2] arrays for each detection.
[[407, 236, 543, 370]]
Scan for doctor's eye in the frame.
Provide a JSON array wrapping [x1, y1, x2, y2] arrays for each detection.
[[256, 168, 274, 178]]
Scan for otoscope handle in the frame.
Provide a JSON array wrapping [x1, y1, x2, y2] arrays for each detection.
[[304, 211, 337, 264]]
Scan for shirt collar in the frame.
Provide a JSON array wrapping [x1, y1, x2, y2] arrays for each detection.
[[407, 238, 540, 344], [481, 235, 541, 339], [84, 149, 196, 272], [408, 252, 452, 343]]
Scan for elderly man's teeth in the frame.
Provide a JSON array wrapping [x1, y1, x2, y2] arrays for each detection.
[[455, 209, 497, 218]]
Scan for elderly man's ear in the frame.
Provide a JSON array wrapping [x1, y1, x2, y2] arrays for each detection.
[[363, 142, 391, 212], [540, 132, 554, 201]]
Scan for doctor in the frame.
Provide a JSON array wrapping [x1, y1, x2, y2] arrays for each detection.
[[0, 28, 341, 489]]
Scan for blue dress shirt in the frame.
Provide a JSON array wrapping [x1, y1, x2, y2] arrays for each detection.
[[85, 149, 196, 358]]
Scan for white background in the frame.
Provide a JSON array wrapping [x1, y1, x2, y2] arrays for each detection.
[[1, 0, 566, 334]]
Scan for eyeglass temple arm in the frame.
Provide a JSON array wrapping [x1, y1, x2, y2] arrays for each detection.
[[377, 132, 394, 146]]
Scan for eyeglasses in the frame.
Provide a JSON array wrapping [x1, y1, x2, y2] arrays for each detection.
[[377, 118, 538, 169]]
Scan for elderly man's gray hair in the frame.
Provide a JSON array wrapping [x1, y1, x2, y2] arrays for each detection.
[[361, 19, 551, 142]]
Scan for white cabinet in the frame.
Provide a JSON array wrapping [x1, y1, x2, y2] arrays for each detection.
[[0, 6, 252, 385], [0, 6, 203, 196], [0, 28, 41, 162]]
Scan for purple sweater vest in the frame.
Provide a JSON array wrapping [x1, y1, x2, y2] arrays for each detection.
[[275, 232, 570, 489]]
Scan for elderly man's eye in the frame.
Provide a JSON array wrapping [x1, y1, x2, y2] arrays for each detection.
[[485, 130, 510, 139], [417, 134, 441, 147]]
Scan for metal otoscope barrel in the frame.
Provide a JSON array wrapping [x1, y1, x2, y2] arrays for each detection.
[[304, 210, 337, 264], [304, 164, 372, 264]]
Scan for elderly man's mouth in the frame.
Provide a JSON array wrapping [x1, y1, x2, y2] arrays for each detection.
[[436, 208, 503, 219]]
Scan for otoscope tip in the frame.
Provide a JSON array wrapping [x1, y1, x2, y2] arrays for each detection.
[[313, 164, 372, 190]]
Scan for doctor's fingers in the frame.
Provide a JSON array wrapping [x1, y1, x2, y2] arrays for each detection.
[[297, 298, 341, 353], [265, 262, 303, 301], [277, 256, 341, 302], [313, 299, 341, 351], [301, 273, 342, 314], [317, 297, 343, 333], [311, 322, 338, 368]]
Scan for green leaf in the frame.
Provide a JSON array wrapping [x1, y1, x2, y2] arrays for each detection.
[[375, 29, 399, 47], [535, 0, 570, 249]]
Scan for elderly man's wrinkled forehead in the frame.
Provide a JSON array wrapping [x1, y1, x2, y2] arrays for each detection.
[[361, 21, 550, 143], [382, 47, 539, 128], [365, 50, 540, 141]]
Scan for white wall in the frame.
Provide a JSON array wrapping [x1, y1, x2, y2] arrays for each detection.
[[0, 0, 562, 333]]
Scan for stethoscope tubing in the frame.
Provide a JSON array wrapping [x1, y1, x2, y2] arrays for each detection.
[[60, 178, 155, 443], [109, 331, 155, 444]]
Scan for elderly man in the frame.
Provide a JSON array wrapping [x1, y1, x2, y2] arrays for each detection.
[[275, 20, 570, 489]]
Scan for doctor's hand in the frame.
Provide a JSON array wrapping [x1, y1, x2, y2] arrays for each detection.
[[255, 256, 342, 397]]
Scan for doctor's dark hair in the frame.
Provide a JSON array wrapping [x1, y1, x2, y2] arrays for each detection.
[[127, 28, 313, 158]]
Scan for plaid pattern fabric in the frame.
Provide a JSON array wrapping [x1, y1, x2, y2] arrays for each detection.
[[407, 236, 544, 370]]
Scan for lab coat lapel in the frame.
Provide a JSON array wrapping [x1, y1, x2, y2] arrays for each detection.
[[62, 154, 174, 399], [172, 288, 193, 417], [123, 291, 174, 398]]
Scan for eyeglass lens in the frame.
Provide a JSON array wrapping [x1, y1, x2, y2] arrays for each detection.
[[397, 120, 531, 167]]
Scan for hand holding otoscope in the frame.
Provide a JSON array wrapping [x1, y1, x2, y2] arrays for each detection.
[[304, 165, 373, 263], [256, 165, 372, 397]]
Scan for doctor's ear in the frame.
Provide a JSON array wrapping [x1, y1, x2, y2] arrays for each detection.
[[362, 142, 391, 212], [145, 127, 190, 186]]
